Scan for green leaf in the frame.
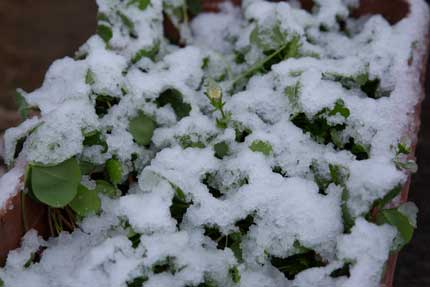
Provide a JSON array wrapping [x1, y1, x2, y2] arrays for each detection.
[[329, 99, 350, 119], [94, 94, 120, 117], [127, 276, 148, 287], [69, 184, 101, 216], [0, 277, 3, 287], [85, 69, 96, 85], [229, 266, 241, 283], [376, 209, 414, 247], [249, 140, 272, 156], [270, 250, 326, 280], [330, 262, 351, 278], [214, 141, 230, 159], [97, 24, 113, 43], [128, 111, 155, 146], [31, 158, 81, 208], [285, 81, 301, 112], [131, 41, 160, 63], [83, 130, 108, 153], [178, 135, 205, 149], [127, 0, 150, 10], [15, 90, 29, 119], [155, 89, 191, 120], [79, 160, 98, 175], [341, 188, 354, 233], [374, 185, 402, 210], [328, 164, 349, 186], [170, 186, 192, 225], [106, 158, 122, 185], [118, 11, 137, 38], [397, 142, 411, 155], [94, 180, 119, 198]]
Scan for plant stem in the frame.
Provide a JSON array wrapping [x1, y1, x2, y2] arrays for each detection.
[[232, 43, 289, 86]]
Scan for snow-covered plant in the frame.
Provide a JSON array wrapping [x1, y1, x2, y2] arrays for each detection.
[[0, 0, 428, 286]]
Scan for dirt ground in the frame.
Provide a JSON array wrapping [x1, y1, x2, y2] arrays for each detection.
[[0, 1, 429, 286]]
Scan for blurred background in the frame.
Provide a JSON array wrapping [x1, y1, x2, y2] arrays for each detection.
[[0, 1, 428, 286]]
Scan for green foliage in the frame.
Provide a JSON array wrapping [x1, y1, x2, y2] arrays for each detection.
[[131, 41, 160, 63], [85, 69, 96, 85], [330, 262, 351, 278], [376, 208, 415, 249], [128, 111, 155, 146], [0, 277, 3, 287], [69, 185, 101, 216], [170, 186, 192, 226], [97, 24, 113, 43], [249, 140, 273, 156], [204, 216, 254, 262], [128, 0, 151, 10], [322, 72, 389, 99], [155, 89, 191, 120], [270, 250, 326, 280], [178, 135, 206, 149], [204, 226, 243, 261], [214, 141, 230, 159], [118, 11, 137, 38], [94, 94, 120, 117], [94, 180, 120, 198], [127, 276, 148, 287], [31, 158, 81, 208], [152, 256, 181, 274], [234, 35, 301, 86], [291, 100, 369, 160], [285, 81, 301, 112], [397, 142, 411, 155], [204, 78, 231, 129], [83, 130, 108, 153], [106, 158, 123, 185], [233, 124, 252, 143], [229, 266, 241, 283], [16, 90, 30, 119], [372, 185, 402, 211]]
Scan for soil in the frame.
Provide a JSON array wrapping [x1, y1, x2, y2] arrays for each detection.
[[0, 1, 428, 286]]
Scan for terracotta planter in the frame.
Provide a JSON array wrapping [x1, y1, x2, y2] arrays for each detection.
[[0, 1, 427, 287]]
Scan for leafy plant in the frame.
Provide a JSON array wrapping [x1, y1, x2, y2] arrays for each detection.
[[127, 0, 150, 10], [127, 276, 148, 287], [205, 78, 231, 129], [249, 140, 272, 156], [376, 208, 415, 250], [155, 89, 191, 120], [128, 111, 155, 146], [322, 72, 390, 99], [15, 90, 30, 119], [270, 249, 326, 280], [83, 130, 108, 153], [31, 158, 81, 208], [131, 41, 160, 64], [214, 141, 230, 159], [97, 24, 113, 43], [69, 185, 101, 216], [106, 158, 123, 185], [229, 266, 241, 283], [94, 94, 120, 117], [170, 186, 192, 226]]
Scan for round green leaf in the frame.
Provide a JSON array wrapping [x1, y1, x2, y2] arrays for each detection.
[[106, 158, 122, 185], [249, 140, 272, 156], [69, 185, 101, 216], [129, 111, 155, 146], [31, 158, 81, 208]]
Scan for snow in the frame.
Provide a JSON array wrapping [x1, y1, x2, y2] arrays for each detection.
[[0, 0, 429, 286]]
